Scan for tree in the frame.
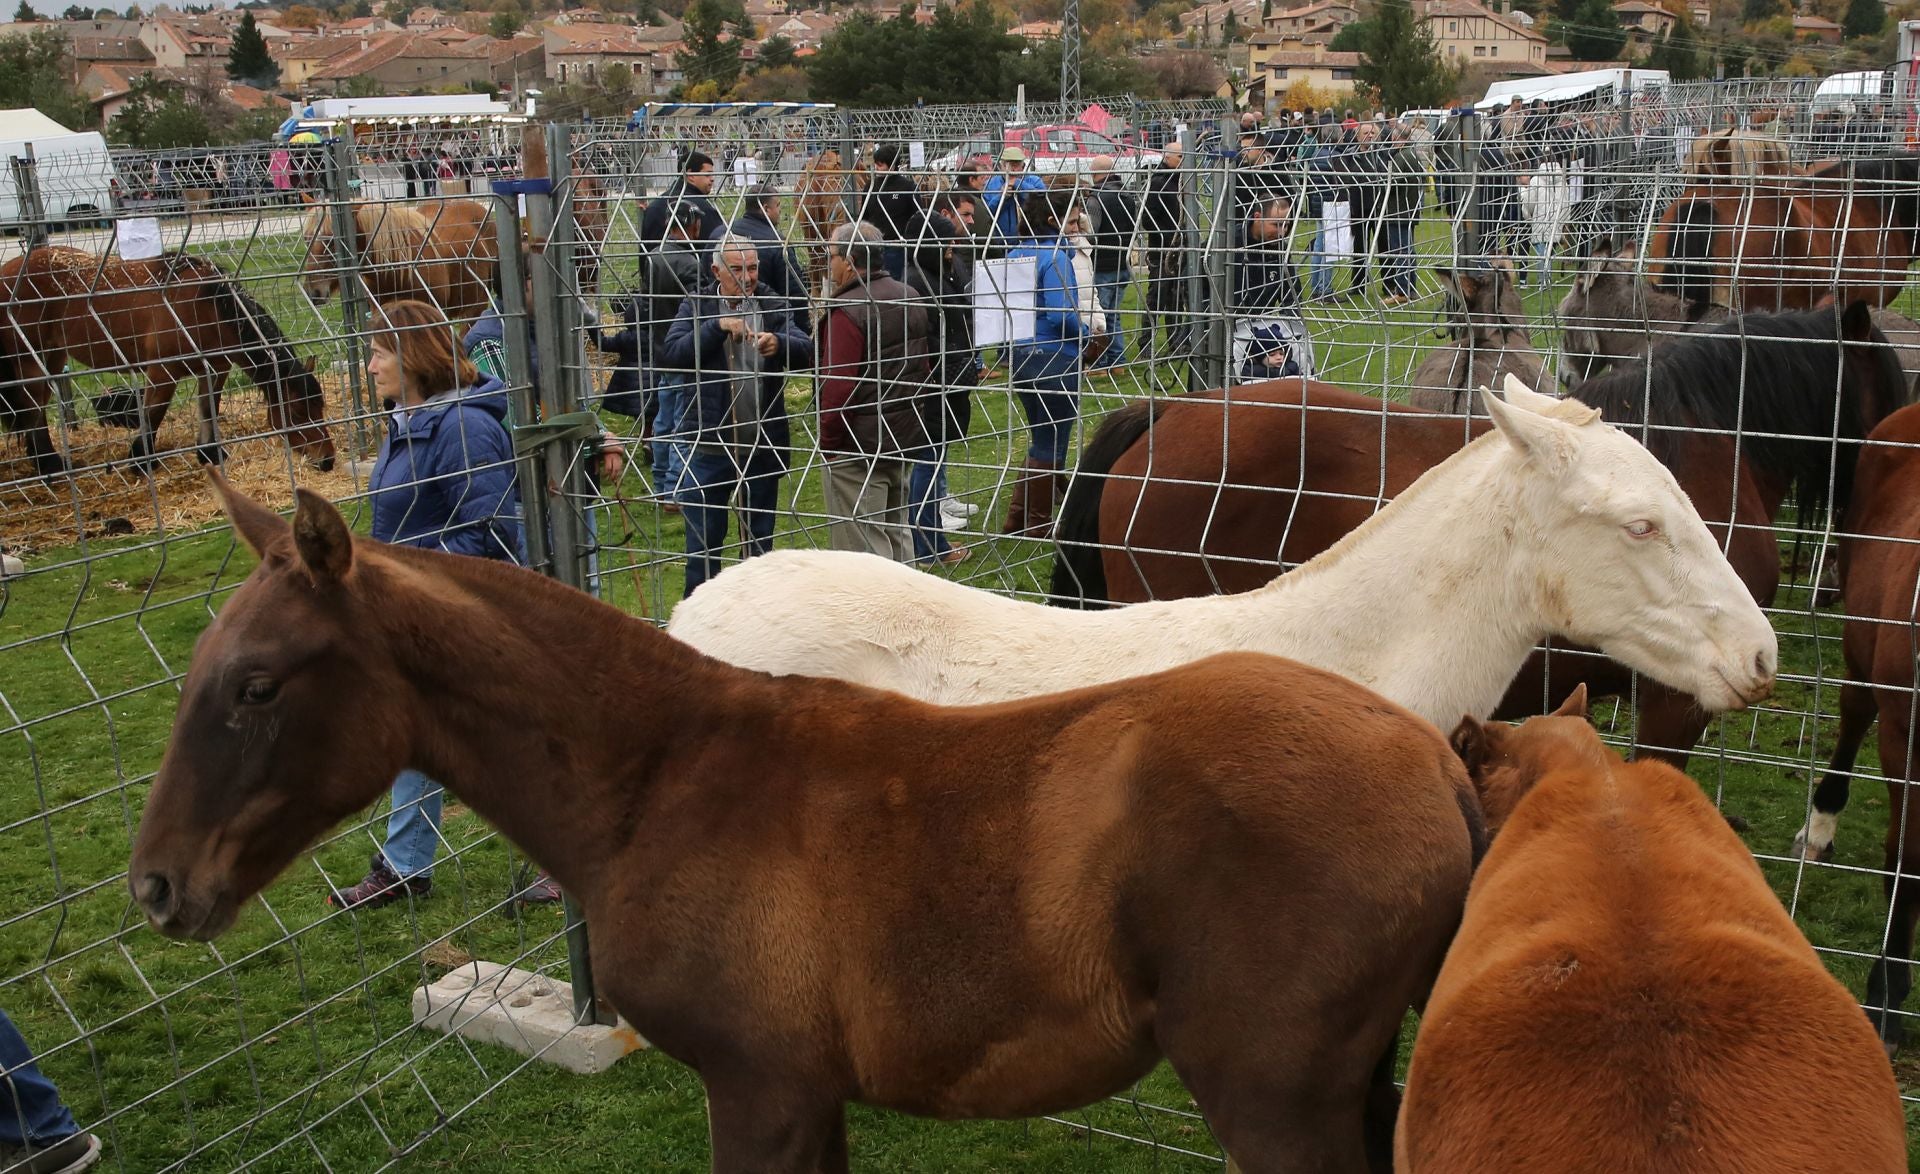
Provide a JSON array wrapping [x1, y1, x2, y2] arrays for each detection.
[[735, 61, 808, 98], [61, 5, 94, 18], [1552, 0, 1627, 60], [602, 61, 634, 91], [12, 1, 33, 20], [677, 0, 744, 89], [756, 31, 796, 68], [227, 11, 278, 86], [1741, 0, 1782, 22], [1353, 0, 1458, 110], [488, 4, 523, 36], [1142, 49, 1224, 97], [1328, 16, 1370, 49], [0, 29, 91, 129], [1844, 0, 1883, 38], [1643, 24, 1706, 77], [281, 3, 322, 25]]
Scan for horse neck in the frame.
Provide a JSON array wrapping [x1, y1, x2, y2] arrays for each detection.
[[371, 550, 760, 897], [1215, 435, 1543, 723]]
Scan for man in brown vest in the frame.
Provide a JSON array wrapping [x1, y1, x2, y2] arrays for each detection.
[[816, 220, 935, 562]]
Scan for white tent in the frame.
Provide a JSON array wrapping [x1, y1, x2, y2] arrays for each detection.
[[0, 108, 83, 140], [1475, 68, 1668, 110]]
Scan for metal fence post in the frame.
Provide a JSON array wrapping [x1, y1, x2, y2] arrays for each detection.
[[324, 134, 372, 466], [515, 122, 610, 1029], [1203, 115, 1235, 394], [1179, 124, 1205, 394], [13, 144, 46, 252], [1458, 109, 1482, 263], [492, 199, 553, 578]]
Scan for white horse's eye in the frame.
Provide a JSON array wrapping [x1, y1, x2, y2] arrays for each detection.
[[1625, 519, 1658, 538]]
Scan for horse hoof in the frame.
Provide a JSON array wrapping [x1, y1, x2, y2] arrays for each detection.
[[1789, 828, 1836, 863], [195, 444, 226, 468]]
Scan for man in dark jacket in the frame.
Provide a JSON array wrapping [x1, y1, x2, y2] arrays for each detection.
[[860, 143, 925, 281], [1140, 142, 1189, 358], [817, 220, 933, 563], [656, 236, 813, 594], [603, 203, 707, 500], [638, 150, 723, 246], [711, 181, 810, 333], [1088, 155, 1138, 368]]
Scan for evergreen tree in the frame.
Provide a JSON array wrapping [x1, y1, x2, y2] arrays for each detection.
[[1741, 0, 1781, 23], [0, 28, 89, 127], [488, 3, 523, 36], [1643, 24, 1705, 78], [1353, 0, 1458, 110], [757, 31, 796, 69], [12, 1, 33, 21], [1552, 0, 1627, 60], [1843, 0, 1882, 39], [677, 0, 745, 89], [227, 11, 278, 87]]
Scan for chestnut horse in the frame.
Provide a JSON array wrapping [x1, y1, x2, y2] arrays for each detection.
[[1648, 154, 1920, 312], [1400, 696, 1906, 1172], [1051, 305, 1905, 764], [793, 148, 851, 292], [0, 246, 334, 477], [129, 479, 1487, 1174], [299, 197, 498, 323], [1788, 400, 1920, 1052]]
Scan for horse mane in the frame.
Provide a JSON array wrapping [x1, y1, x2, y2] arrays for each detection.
[[1569, 307, 1901, 519], [357, 203, 434, 264], [207, 277, 323, 420]]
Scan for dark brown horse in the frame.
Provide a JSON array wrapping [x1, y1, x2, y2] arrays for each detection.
[[1649, 154, 1920, 312], [0, 246, 334, 477], [1051, 305, 1904, 764], [1788, 401, 1920, 1052], [1399, 693, 1906, 1172], [129, 479, 1487, 1174]]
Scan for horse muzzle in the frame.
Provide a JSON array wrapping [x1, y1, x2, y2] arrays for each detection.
[[131, 871, 234, 941]]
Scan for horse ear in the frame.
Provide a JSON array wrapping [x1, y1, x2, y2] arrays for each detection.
[[1499, 371, 1564, 415], [1840, 299, 1875, 343], [292, 488, 354, 585], [1481, 383, 1573, 470], [1449, 715, 1492, 778], [206, 469, 290, 558], [1588, 235, 1613, 260], [1551, 684, 1589, 720], [1614, 238, 1639, 262]]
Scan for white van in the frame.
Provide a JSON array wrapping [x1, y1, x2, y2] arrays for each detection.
[[1812, 69, 1889, 111], [0, 110, 116, 228]]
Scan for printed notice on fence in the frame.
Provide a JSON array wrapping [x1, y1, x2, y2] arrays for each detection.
[[115, 217, 163, 261], [908, 141, 926, 169], [972, 257, 1037, 348]]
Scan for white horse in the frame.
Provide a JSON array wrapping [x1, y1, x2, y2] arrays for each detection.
[[668, 380, 1778, 727]]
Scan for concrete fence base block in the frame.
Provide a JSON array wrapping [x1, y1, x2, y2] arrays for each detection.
[[412, 960, 647, 1075]]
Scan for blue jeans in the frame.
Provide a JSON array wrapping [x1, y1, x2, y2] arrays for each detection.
[[908, 448, 951, 563], [1094, 269, 1129, 366], [0, 1008, 79, 1147], [1381, 221, 1416, 297], [1308, 224, 1333, 298], [650, 376, 690, 499], [682, 442, 783, 595], [1011, 345, 1081, 466], [380, 769, 443, 880]]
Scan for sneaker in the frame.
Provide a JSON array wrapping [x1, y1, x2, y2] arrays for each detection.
[[1, 1131, 102, 1174], [327, 855, 431, 911], [939, 497, 977, 520], [517, 872, 564, 905]]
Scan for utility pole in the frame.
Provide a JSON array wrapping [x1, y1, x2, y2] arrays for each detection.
[[1060, 0, 1081, 104]]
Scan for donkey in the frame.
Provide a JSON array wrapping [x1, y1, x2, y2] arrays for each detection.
[[1407, 264, 1545, 415], [1399, 695, 1906, 1173], [130, 477, 1487, 1174]]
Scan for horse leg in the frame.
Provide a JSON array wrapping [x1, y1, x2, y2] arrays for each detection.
[[0, 361, 66, 478], [1868, 713, 1920, 1056], [130, 373, 175, 470], [703, 1075, 846, 1174], [195, 367, 226, 468], [1792, 678, 1875, 862]]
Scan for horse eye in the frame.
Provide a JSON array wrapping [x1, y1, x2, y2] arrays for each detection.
[[240, 677, 280, 705], [1624, 519, 1658, 539]]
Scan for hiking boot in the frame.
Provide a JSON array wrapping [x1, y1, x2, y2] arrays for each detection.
[[1, 1131, 101, 1174], [517, 872, 564, 906], [327, 855, 430, 911]]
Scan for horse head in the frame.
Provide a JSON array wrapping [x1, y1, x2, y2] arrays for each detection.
[[1558, 238, 1655, 386], [1475, 376, 1777, 713], [130, 479, 401, 940], [1447, 688, 1595, 836], [297, 198, 344, 304]]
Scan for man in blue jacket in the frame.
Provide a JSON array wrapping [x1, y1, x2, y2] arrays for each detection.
[[982, 146, 1044, 249], [709, 181, 810, 333], [656, 236, 814, 594]]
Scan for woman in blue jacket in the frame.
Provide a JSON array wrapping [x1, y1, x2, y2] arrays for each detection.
[[1004, 187, 1084, 537], [330, 300, 554, 910]]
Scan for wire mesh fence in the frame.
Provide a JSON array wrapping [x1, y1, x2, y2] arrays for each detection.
[[4, 85, 1920, 1169]]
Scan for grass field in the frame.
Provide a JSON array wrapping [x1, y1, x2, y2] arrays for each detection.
[[4, 185, 1920, 1169]]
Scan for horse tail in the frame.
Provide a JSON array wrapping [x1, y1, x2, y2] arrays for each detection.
[[1663, 196, 1719, 313], [1048, 398, 1166, 609]]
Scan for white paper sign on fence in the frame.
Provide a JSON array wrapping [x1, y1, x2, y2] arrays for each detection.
[[115, 217, 163, 261], [1321, 201, 1353, 258], [908, 141, 926, 169], [972, 256, 1038, 348]]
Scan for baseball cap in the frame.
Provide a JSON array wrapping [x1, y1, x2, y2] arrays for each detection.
[[1000, 146, 1027, 163]]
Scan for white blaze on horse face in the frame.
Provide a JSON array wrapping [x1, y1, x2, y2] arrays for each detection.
[[1510, 410, 1778, 713]]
